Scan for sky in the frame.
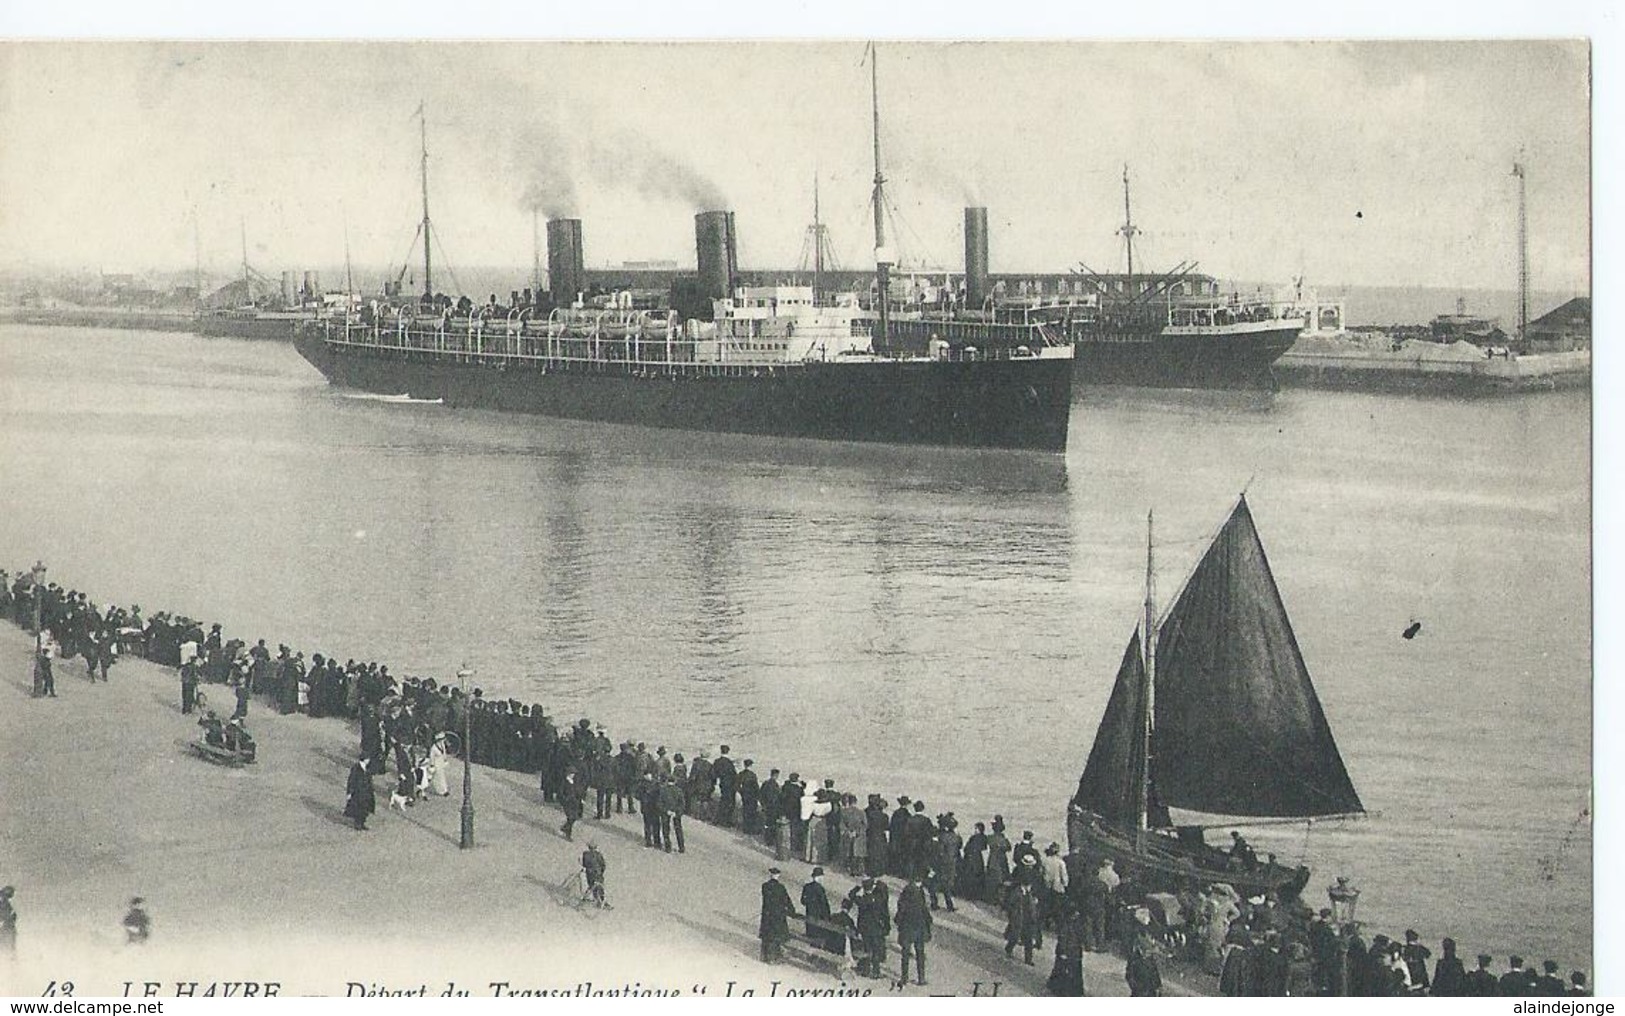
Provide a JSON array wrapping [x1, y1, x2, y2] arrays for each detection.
[[0, 39, 1592, 293]]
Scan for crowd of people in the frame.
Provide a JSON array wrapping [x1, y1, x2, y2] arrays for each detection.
[[1, 566, 1593, 997]]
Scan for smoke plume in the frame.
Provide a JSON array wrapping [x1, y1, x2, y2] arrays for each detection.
[[510, 117, 727, 217]]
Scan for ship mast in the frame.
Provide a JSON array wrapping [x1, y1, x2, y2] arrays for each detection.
[[813, 172, 824, 297], [869, 44, 891, 352], [418, 101, 433, 305], [1118, 164, 1140, 281], [1513, 159, 1528, 344], [1138, 508, 1156, 851], [239, 217, 251, 306]]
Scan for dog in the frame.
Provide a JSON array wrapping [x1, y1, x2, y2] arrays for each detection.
[[388, 773, 415, 813]]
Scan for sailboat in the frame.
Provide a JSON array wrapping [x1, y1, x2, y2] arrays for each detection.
[[1066, 495, 1365, 899]]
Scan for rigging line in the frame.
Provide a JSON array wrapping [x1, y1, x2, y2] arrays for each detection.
[[429, 229, 464, 297], [1153, 495, 1249, 631]]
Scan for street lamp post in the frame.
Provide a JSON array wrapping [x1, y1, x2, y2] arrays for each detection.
[[29, 561, 46, 697], [458, 664, 475, 849]]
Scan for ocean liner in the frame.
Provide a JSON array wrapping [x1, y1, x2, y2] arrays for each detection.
[[291, 55, 1073, 453], [873, 172, 1304, 390]]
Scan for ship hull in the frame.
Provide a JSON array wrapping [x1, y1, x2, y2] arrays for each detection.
[[1067, 818, 1313, 900], [1072, 322, 1300, 390], [292, 331, 1072, 452]]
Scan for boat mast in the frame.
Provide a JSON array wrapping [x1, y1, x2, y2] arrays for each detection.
[[1118, 164, 1140, 281], [1138, 509, 1156, 850], [418, 101, 433, 305], [870, 44, 891, 352]]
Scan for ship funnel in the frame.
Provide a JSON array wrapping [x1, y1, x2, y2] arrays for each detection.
[[281, 271, 295, 308], [964, 206, 990, 309], [547, 218, 585, 306], [302, 271, 320, 303], [695, 210, 738, 303]]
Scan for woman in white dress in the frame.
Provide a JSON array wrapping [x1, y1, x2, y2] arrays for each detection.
[[427, 732, 450, 796]]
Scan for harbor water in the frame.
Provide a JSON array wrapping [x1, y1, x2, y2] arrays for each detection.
[[0, 324, 1591, 969]]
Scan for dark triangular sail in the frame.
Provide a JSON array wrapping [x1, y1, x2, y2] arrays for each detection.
[[1151, 496, 1364, 818], [1071, 630, 1148, 831]]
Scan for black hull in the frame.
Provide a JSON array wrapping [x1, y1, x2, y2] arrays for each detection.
[[1067, 819, 1312, 901], [1072, 325, 1299, 390], [292, 333, 1072, 452]]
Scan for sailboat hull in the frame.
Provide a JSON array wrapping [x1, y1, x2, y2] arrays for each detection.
[[1067, 815, 1312, 900]]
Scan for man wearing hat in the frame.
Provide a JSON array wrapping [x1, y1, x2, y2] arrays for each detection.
[[0, 886, 16, 956], [758, 868, 799, 964], [712, 746, 738, 828], [1536, 960, 1566, 996], [1500, 955, 1537, 996], [887, 797, 912, 877], [801, 868, 836, 953], [1463, 954, 1498, 996], [848, 876, 890, 979], [1401, 929, 1432, 992], [581, 842, 608, 909], [895, 874, 933, 986], [122, 897, 151, 946], [737, 758, 760, 834], [757, 768, 781, 844], [344, 755, 376, 831]]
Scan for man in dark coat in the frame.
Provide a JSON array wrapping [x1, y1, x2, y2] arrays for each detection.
[[657, 775, 686, 853], [712, 746, 738, 827], [581, 843, 608, 909], [687, 751, 714, 822], [895, 876, 933, 986], [1463, 954, 1498, 996], [1535, 960, 1567, 996], [906, 801, 935, 880], [849, 877, 890, 979], [928, 818, 961, 912], [344, 757, 376, 830], [1004, 881, 1042, 965], [559, 771, 585, 841], [758, 768, 781, 843], [1401, 929, 1432, 992], [801, 868, 837, 952], [780, 774, 806, 856], [1431, 937, 1466, 996], [737, 759, 759, 834], [180, 658, 199, 714], [639, 773, 662, 848], [888, 797, 912, 877], [613, 742, 638, 815], [1500, 956, 1537, 996], [864, 795, 890, 878], [758, 868, 799, 964]]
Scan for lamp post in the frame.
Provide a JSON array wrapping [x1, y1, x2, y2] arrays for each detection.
[[29, 561, 46, 697], [458, 664, 475, 849], [1328, 876, 1360, 930]]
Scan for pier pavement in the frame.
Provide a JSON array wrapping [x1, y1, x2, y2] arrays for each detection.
[[0, 624, 1206, 997]]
